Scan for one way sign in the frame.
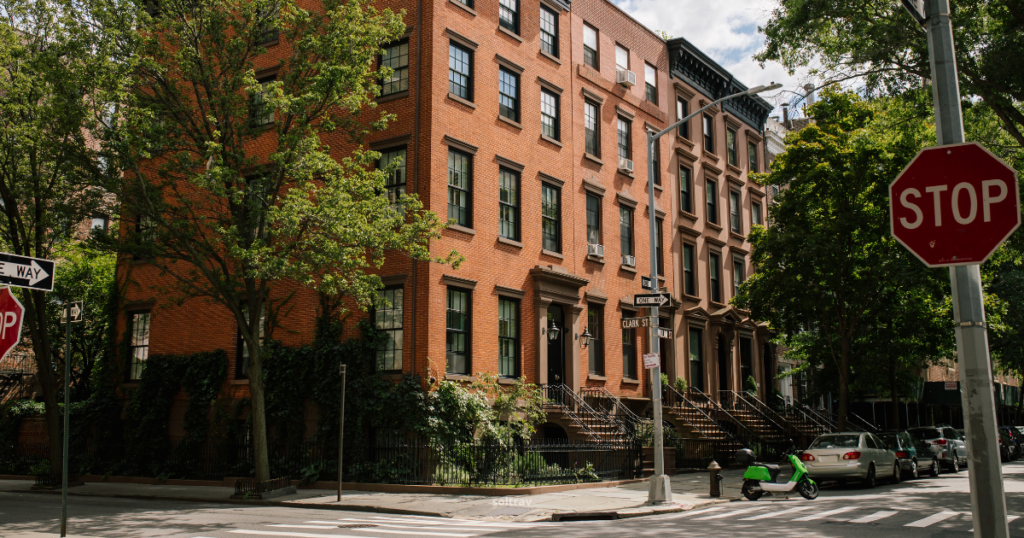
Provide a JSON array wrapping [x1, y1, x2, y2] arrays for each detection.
[[633, 293, 671, 307], [0, 252, 54, 292]]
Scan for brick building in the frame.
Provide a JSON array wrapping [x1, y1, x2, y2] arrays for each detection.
[[116, 0, 774, 426]]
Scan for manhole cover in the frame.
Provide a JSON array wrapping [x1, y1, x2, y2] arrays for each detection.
[[338, 524, 378, 529], [488, 506, 534, 516]]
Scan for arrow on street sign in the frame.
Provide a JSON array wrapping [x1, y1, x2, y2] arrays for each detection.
[[0, 252, 54, 291], [60, 301, 84, 324], [634, 293, 670, 307]]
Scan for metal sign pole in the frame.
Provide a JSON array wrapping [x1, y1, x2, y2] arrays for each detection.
[[645, 130, 670, 504], [920, 0, 1009, 536], [337, 363, 346, 503], [60, 300, 71, 537]]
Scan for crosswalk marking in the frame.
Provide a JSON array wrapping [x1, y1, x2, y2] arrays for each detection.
[[905, 511, 959, 528], [228, 532, 370, 538], [738, 506, 812, 520], [692, 506, 768, 520], [666, 506, 727, 519], [343, 517, 522, 528], [792, 506, 858, 521], [849, 510, 898, 523], [268, 524, 474, 537]]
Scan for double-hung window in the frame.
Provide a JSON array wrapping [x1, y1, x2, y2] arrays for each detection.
[[541, 90, 559, 140], [677, 98, 689, 138], [683, 243, 696, 296], [709, 252, 722, 303], [586, 193, 601, 247], [680, 166, 693, 213], [539, 6, 558, 57], [588, 306, 603, 375], [446, 288, 470, 375], [703, 114, 714, 153], [499, 0, 518, 33], [127, 311, 151, 380], [498, 168, 519, 240], [584, 100, 599, 156], [706, 178, 718, 224], [727, 128, 737, 166], [733, 257, 745, 297], [615, 44, 628, 72], [380, 40, 409, 96], [644, 63, 657, 104], [236, 304, 265, 380], [498, 298, 519, 377], [622, 323, 637, 380], [655, 217, 664, 276], [752, 201, 763, 226], [620, 206, 633, 259], [542, 184, 561, 252], [375, 287, 403, 372], [499, 67, 519, 122], [447, 149, 471, 227], [689, 328, 703, 391], [729, 190, 741, 234], [617, 118, 630, 161], [448, 43, 472, 100], [749, 142, 759, 173], [583, 24, 598, 69], [379, 148, 407, 206], [250, 76, 275, 126]]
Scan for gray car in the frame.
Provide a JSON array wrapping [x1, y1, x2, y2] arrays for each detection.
[[801, 432, 900, 488], [908, 426, 968, 472]]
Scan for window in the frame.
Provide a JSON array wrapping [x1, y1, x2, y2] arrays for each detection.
[[651, 130, 661, 185], [133, 215, 155, 259], [448, 43, 472, 100], [617, 118, 630, 161], [706, 178, 718, 224], [499, 168, 519, 240], [542, 184, 561, 252], [655, 217, 664, 276], [447, 149, 471, 227], [499, 67, 519, 122], [676, 98, 689, 138], [586, 193, 601, 246], [615, 44, 628, 71], [498, 298, 518, 377], [709, 252, 722, 303], [380, 40, 410, 96], [588, 306, 604, 374], [375, 287, 403, 371], [679, 166, 692, 213], [584, 100, 600, 156], [619, 206, 633, 258], [689, 328, 703, 391], [734, 257, 745, 297], [703, 114, 714, 152], [730, 190, 741, 234], [446, 288, 470, 374], [622, 325, 637, 380], [539, 6, 558, 57], [250, 76, 275, 126], [453, 0, 472, 7], [752, 201, 763, 226], [727, 128, 737, 166], [91, 216, 108, 230], [127, 311, 151, 380], [499, 0, 518, 33], [583, 24, 598, 69], [541, 90, 559, 140], [378, 148, 407, 206], [749, 141, 759, 173], [255, 5, 279, 44], [645, 63, 657, 104], [683, 243, 696, 296], [740, 337, 752, 386], [236, 304, 266, 380]]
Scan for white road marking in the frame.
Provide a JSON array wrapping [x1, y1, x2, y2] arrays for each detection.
[[905, 511, 959, 527], [792, 506, 859, 521], [663, 506, 727, 519], [229, 532, 370, 538], [692, 506, 768, 520], [355, 516, 523, 528], [849, 510, 898, 523], [316, 520, 496, 533], [968, 515, 1019, 532], [272, 523, 474, 537], [739, 506, 812, 520]]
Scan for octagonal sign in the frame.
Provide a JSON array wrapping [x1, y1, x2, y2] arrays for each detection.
[[890, 142, 1021, 267], [0, 287, 24, 360]]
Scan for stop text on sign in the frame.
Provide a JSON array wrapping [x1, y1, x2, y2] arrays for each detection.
[[897, 179, 1009, 229]]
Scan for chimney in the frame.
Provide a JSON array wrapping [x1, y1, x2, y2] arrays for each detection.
[[782, 103, 790, 124], [804, 83, 816, 107]]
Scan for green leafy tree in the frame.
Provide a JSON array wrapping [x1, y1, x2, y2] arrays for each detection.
[[97, 0, 458, 483]]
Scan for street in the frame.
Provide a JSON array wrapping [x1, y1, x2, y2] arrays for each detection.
[[2, 461, 1023, 538]]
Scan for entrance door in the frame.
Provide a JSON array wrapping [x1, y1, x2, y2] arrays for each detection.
[[780, 364, 793, 404], [547, 305, 565, 385], [717, 334, 729, 394]]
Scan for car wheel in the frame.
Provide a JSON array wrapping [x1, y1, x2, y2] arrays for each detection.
[[892, 462, 902, 484], [864, 464, 877, 488], [907, 459, 919, 480], [950, 455, 960, 473], [929, 457, 940, 477]]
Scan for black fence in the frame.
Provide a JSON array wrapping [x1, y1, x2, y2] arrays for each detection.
[[235, 476, 292, 496]]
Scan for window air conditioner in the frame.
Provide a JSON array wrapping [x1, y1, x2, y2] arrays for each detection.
[[622, 254, 636, 267], [616, 70, 637, 87], [618, 158, 634, 173], [587, 243, 604, 257]]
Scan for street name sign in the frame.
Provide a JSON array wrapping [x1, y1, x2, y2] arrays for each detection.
[[0, 252, 54, 292], [621, 317, 655, 329], [657, 327, 672, 339], [634, 293, 671, 307], [643, 352, 659, 369], [890, 142, 1020, 267], [0, 287, 25, 360], [60, 301, 84, 324]]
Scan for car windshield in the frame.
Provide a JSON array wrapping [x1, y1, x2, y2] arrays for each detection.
[[909, 428, 941, 440], [810, 435, 860, 449]]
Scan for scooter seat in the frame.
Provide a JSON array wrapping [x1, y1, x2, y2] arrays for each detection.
[[755, 463, 782, 482]]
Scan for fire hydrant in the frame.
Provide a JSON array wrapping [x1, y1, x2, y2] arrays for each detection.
[[708, 460, 723, 498]]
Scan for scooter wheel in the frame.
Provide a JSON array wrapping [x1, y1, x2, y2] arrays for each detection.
[[742, 480, 764, 501], [798, 479, 819, 500]]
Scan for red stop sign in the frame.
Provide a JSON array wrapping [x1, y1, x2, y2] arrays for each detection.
[[890, 142, 1021, 267], [0, 287, 24, 359]]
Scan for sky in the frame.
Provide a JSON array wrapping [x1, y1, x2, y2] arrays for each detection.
[[615, 0, 812, 117]]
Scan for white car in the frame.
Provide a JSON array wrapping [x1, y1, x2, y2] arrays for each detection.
[[800, 432, 900, 487]]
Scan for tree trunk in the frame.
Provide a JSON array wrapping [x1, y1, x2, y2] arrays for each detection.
[[837, 338, 850, 431], [890, 354, 900, 431], [24, 290, 60, 474], [247, 343, 270, 483]]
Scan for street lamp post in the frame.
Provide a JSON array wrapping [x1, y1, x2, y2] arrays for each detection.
[[644, 82, 781, 505]]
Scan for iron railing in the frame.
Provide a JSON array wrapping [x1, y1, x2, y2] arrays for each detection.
[[719, 390, 792, 441], [234, 476, 292, 497], [542, 384, 605, 442], [579, 387, 649, 441]]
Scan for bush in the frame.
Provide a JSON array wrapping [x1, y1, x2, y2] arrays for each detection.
[[674, 377, 689, 393]]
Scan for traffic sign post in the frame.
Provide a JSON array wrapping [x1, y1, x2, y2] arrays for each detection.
[[896, 1, 1011, 536], [60, 301, 84, 324]]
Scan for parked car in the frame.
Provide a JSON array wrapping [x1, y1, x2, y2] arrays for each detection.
[[998, 429, 1014, 462], [999, 426, 1022, 458], [908, 426, 968, 472], [801, 432, 900, 488], [879, 431, 938, 479]]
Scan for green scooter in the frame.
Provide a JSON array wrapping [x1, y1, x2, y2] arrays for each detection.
[[738, 446, 819, 501]]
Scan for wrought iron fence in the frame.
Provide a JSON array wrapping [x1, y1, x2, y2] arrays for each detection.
[[234, 476, 292, 496]]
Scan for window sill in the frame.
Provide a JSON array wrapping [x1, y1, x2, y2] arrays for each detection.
[[617, 169, 635, 180], [583, 153, 604, 166], [497, 377, 518, 385], [683, 293, 701, 302], [619, 264, 638, 274], [445, 373, 475, 382], [497, 236, 523, 248], [376, 90, 410, 104], [448, 224, 477, 236], [585, 254, 605, 264], [497, 25, 523, 42], [588, 374, 607, 381], [702, 150, 719, 161], [706, 221, 723, 232], [676, 135, 694, 148], [658, 275, 666, 282], [621, 378, 641, 385], [709, 300, 728, 309], [679, 210, 698, 221], [447, 92, 477, 109], [540, 134, 563, 147], [652, 183, 663, 192], [539, 50, 561, 65], [498, 115, 524, 130], [541, 249, 564, 260], [727, 163, 743, 175], [230, 379, 250, 385], [730, 231, 746, 242], [448, 0, 477, 16]]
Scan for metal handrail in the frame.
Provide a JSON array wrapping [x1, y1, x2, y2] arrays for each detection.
[[542, 385, 604, 442], [773, 394, 831, 434], [806, 406, 842, 431], [579, 387, 648, 441], [661, 385, 712, 439], [848, 411, 880, 433], [719, 390, 792, 440], [692, 388, 787, 460]]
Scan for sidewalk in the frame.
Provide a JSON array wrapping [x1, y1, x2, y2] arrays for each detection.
[[0, 469, 743, 522]]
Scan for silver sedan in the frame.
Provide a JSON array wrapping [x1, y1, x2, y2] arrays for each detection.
[[801, 432, 899, 487]]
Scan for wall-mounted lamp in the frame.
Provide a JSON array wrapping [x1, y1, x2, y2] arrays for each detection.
[[547, 319, 560, 341], [580, 326, 593, 349]]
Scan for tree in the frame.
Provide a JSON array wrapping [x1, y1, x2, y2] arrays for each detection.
[[756, 0, 1024, 148], [0, 0, 126, 475], [98, 0, 458, 482]]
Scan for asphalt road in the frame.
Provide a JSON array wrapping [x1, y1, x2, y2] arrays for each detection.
[[2, 460, 1023, 538]]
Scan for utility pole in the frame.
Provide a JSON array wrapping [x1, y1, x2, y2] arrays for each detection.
[[337, 363, 346, 503], [60, 300, 72, 537], [644, 81, 779, 504]]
